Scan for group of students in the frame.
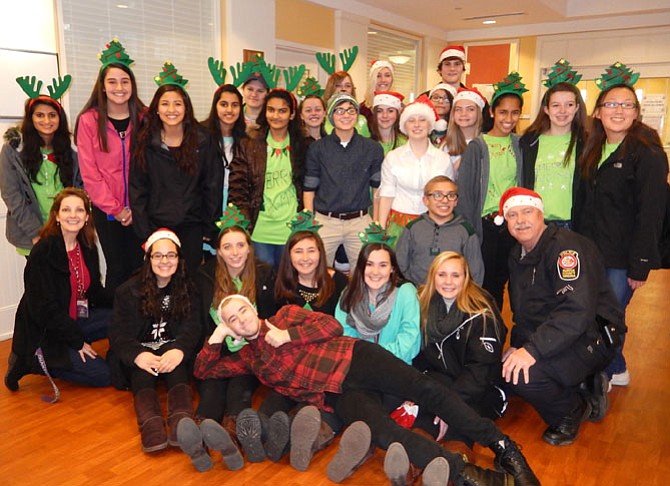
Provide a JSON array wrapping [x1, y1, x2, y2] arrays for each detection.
[[1, 37, 668, 486]]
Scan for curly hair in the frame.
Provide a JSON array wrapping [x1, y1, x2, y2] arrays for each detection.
[[140, 240, 194, 321], [20, 98, 74, 186]]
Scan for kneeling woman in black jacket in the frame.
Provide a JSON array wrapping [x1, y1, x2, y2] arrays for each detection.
[[109, 228, 200, 453]]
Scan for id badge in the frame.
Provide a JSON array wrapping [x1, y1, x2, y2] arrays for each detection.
[[77, 299, 89, 319]]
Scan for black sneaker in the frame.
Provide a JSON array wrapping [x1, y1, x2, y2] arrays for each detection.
[[491, 436, 541, 486], [456, 463, 514, 486]]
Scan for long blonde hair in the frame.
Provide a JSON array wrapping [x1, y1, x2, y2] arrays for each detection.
[[418, 251, 498, 334], [444, 100, 483, 154]]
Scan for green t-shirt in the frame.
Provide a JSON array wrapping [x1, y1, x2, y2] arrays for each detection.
[[33, 148, 64, 223], [534, 133, 574, 221], [599, 142, 621, 168], [481, 134, 518, 216], [380, 134, 407, 156], [251, 133, 297, 245]]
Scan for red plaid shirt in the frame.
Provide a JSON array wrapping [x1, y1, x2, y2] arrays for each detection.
[[194, 305, 356, 411]]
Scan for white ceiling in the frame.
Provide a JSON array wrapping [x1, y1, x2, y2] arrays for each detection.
[[311, 0, 670, 40]]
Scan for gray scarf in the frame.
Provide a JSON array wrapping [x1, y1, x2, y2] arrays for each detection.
[[345, 283, 398, 341]]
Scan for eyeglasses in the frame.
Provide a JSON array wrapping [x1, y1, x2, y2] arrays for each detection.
[[333, 107, 357, 116], [426, 192, 458, 201], [150, 252, 178, 261], [598, 101, 637, 110], [430, 96, 450, 103]]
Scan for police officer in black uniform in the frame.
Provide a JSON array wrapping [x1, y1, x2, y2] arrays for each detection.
[[497, 187, 624, 446]]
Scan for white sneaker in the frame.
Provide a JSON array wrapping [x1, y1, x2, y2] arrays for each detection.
[[610, 370, 630, 387]]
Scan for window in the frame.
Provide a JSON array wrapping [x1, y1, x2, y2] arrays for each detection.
[[61, 0, 217, 120], [367, 27, 420, 101]]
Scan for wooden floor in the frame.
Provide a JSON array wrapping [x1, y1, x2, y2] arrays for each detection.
[[1, 270, 669, 486]]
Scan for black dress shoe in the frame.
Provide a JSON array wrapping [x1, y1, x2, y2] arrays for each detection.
[[585, 371, 609, 422], [491, 436, 541, 486], [456, 463, 514, 486], [542, 399, 592, 446], [5, 352, 26, 392]]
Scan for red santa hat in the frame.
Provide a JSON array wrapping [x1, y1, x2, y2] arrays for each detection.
[[369, 59, 394, 75], [453, 87, 487, 111], [142, 228, 182, 252], [439, 45, 466, 63], [494, 187, 544, 225], [399, 94, 447, 135], [373, 90, 405, 110]]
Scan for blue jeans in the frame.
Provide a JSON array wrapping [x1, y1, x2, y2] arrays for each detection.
[[605, 268, 634, 375], [253, 242, 285, 268]]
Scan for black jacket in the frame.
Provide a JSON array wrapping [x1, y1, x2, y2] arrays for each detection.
[[108, 274, 202, 368], [508, 225, 624, 382], [413, 291, 506, 417], [195, 258, 278, 343], [11, 235, 111, 370], [573, 135, 668, 280], [129, 127, 222, 242]]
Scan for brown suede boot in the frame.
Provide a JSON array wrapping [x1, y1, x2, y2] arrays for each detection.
[[167, 383, 194, 446], [134, 388, 168, 453]]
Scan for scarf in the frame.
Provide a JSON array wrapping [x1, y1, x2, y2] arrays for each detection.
[[424, 293, 467, 346], [345, 283, 398, 341]]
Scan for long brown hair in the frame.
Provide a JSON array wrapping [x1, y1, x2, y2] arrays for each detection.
[[133, 84, 200, 175], [445, 99, 483, 155], [39, 188, 96, 248], [75, 63, 146, 152], [369, 105, 403, 150], [213, 226, 257, 307], [274, 231, 334, 307], [339, 243, 401, 312], [579, 84, 661, 179], [418, 251, 499, 338], [524, 82, 587, 167]]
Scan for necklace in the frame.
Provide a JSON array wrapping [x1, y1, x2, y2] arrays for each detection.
[[298, 288, 319, 304], [67, 242, 85, 298]]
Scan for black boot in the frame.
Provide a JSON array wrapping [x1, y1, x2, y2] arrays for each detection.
[[167, 383, 194, 446], [265, 411, 291, 462], [584, 371, 609, 422], [5, 352, 28, 391], [236, 408, 266, 462], [456, 463, 514, 486], [177, 417, 213, 472], [542, 398, 591, 446], [491, 436, 541, 486]]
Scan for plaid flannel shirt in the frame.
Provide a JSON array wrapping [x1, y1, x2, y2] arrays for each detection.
[[194, 305, 356, 411]]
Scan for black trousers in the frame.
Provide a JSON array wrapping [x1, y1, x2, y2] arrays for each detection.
[[481, 216, 515, 310], [330, 341, 503, 479], [195, 375, 259, 422]]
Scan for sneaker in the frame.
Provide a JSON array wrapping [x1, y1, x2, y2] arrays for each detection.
[[201, 418, 244, 471], [326, 421, 372, 483], [236, 408, 266, 463], [422, 457, 450, 486], [290, 405, 322, 471], [383, 442, 410, 486], [610, 370, 630, 387], [491, 437, 540, 486], [177, 418, 213, 472], [265, 411, 290, 463]]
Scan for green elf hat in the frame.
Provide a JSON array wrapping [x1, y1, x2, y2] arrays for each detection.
[[358, 221, 396, 246], [491, 71, 528, 104], [216, 203, 250, 234], [16, 74, 72, 111], [298, 76, 324, 98], [595, 61, 639, 90], [154, 61, 188, 88], [544, 58, 582, 88], [98, 38, 134, 69], [287, 210, 322, 237]]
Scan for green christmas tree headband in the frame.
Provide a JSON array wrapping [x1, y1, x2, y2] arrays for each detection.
[[491, 71, 528, 104], [98, 38, 134, 69], [595, 62, 639, 91], [359, 221, 396, 246], [287, 210, 322, 237], [154, 61, 188, 88], [544, 58, 582, 88], [298, 76, 324, 98], [16, 74, 72, 111], [216, 203, 250, 234]]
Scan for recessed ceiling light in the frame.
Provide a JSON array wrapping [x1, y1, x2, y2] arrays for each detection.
[[117, 4, 129, 8], [482, 20, 496, 24]]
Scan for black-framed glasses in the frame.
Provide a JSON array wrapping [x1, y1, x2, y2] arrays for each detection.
[[430, 95, 450, 103], [150, 252, 178, 261], [598, 101, 637, 110], [426, 192, 458, 201], [333, 107, 357, 116]]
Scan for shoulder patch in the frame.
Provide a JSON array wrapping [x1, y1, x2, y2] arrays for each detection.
[[557, 250, 580, 281], [459, 220, 476, 236]]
